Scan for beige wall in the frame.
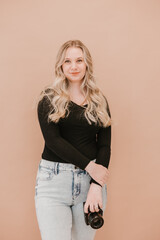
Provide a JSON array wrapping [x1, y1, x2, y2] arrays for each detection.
[[1, 0, 160, 239]]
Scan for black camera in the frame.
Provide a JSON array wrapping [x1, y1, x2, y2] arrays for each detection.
[[83, 202, 104, 229]]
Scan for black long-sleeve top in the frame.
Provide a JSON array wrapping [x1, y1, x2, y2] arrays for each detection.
[[37, 95, 111, 186]]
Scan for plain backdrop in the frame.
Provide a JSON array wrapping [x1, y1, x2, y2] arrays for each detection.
[[0, 0, 160, 239]]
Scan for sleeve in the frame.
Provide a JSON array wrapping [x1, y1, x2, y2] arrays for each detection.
[[37, 96, 91, 170], [90, 98, 112, 186]]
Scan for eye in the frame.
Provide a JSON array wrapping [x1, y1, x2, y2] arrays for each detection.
[[65, 60, 70, 63], [77, 59, 82, 62]]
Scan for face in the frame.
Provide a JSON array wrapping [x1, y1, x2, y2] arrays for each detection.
[[61, 47, 87, 84]]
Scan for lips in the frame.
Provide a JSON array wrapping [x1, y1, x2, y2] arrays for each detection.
[[71, 72, 79, 74]]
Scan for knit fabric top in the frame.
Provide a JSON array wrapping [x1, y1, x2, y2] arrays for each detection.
[[37, 96, 111, 186]]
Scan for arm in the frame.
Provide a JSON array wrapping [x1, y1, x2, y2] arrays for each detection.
[[37, 96, 91, 170], [90, 98, 112, 186]]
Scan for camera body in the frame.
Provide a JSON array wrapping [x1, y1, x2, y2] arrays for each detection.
[[83, 202, 104, 229]]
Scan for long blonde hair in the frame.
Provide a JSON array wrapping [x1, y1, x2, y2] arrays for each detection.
[[36, 39, 112, 127]]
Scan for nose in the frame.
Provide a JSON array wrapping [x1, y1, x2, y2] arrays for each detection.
[[70, 62, 78, 70]]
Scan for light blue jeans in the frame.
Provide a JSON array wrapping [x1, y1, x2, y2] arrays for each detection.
[[34, 158, 107, 240]]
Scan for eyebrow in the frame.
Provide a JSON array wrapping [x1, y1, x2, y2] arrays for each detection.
[[65, 57, 83, 60]]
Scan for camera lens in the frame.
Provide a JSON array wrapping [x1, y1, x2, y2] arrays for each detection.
[[89, 213, 104, 229], [83, 202, 104, 229]]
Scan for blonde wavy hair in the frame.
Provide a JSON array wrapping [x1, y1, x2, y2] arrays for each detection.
[[36, 39, 112, 127]]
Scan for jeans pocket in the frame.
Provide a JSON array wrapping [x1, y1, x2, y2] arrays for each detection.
[[77, 169, 88, 175], [38, 165, 55, 181]]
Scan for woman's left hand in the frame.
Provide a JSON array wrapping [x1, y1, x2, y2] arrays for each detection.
[[84, 183, 103, 213]]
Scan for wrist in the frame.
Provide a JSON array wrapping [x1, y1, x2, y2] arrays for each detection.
[[85, 161, 95, 173], [90, 182, 102, 190], [90, 180, 102, 187]]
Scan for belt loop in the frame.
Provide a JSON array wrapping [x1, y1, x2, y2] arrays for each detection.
[[57, 162, 59, 174], [54, 162, 59, 175], [54, 162, 57, 175]]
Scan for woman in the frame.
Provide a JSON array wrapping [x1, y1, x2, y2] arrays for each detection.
[[34, 39, 112, 240]]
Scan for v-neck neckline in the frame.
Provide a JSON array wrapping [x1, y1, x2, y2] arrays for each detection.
[[70, 100, 88, 108]]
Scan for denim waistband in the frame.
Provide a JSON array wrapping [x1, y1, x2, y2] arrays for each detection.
[[39, 158, 96, 171]]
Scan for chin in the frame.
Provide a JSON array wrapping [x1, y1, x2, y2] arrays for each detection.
[[69, 79, 82, 83], [69, 76, 83, 81]]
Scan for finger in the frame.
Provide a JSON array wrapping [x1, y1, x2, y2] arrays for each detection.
[[95, 204, 99, 212], [104, 175, 109, 184], [104, 176, 108, 184], [89, 203, 94, 212], [84, 202, 89, 213], [105, 172, 109, 179], [99, 201, 103, 210], [100, 181, 105, 187]]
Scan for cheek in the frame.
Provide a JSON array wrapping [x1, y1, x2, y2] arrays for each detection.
[[62, 65, 69, 74], [81, 64, 86, 73]]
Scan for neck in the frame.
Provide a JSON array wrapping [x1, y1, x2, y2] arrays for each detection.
[[68, 81, 82, 96]]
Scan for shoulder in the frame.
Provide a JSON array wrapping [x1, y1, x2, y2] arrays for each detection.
[[38, 96, 50, 110], [37, 95, 54, 117], [38, 88, 54, 108]]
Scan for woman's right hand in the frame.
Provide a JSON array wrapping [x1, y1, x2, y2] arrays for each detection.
[[85, 161, 109, 187]]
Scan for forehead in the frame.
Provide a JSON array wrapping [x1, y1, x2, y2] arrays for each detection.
[[65, 47, 83, 59]]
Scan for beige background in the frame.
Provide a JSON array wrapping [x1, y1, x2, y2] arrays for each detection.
[[1, 0, 160, 239]]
